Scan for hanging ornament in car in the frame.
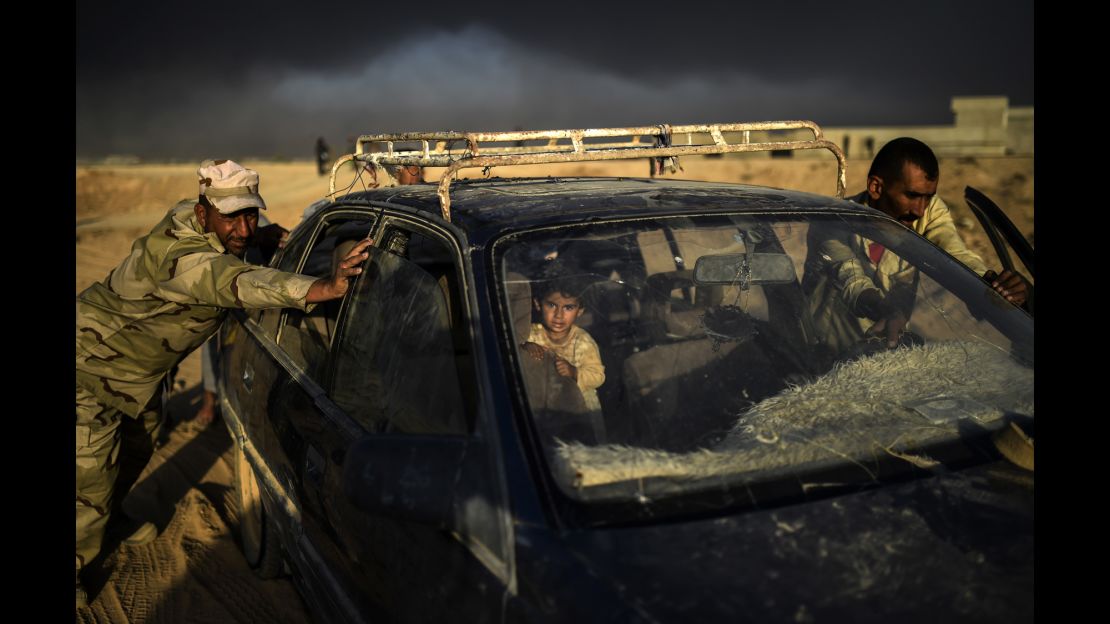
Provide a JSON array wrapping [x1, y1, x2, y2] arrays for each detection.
[[700, 305, 759, 352]]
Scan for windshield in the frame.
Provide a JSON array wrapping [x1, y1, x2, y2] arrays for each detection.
[[495, 212, 1033, 515]]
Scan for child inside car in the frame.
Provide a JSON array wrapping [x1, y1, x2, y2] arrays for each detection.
[[521, 275, 606, 413]]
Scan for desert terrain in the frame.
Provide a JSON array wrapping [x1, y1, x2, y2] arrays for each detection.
[[74, 154, 1033, 622]]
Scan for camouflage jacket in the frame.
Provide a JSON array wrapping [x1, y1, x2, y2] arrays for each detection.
[[802, 192, 988, 353], [76, 199, 318, 416]]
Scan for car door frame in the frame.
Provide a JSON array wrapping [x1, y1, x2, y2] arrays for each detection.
[[228, 200, 521, 620], [316, 207, 521, 618]]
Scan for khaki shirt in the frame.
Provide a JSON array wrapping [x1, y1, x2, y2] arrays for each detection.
[[527, 323, 605, 411], [803, 193, 987, 353], [76, 200, 318, 416]]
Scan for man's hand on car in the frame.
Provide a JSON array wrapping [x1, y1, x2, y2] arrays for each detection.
[[983, 269, 1030, 306], [307, 238, 373, 302]]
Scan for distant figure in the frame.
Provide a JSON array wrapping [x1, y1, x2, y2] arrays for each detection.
[[393, 164, 425, 185], [315, 137, 330, 175], [365, 162, 425, 188], [302, 162, 426, 224]]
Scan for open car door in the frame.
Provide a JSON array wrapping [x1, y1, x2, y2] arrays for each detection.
[[964, 186, 1034, 314]]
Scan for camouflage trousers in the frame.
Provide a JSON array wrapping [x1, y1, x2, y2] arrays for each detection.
[[76, 384, 163, 577]]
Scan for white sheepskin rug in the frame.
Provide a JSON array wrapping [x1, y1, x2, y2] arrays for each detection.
[[553, 341, 1033, 490]]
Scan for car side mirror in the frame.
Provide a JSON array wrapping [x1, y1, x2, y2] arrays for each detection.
[[341, 436, 468, 529]]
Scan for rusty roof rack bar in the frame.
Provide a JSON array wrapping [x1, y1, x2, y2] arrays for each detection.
[[328, 121, 847, 222]]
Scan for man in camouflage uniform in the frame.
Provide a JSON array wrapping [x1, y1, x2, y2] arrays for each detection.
[[76, 160, 372, 608], [802, 137, 1030, 354], [192, 210, 279, 428]]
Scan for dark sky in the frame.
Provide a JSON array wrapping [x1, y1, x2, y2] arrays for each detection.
[[76, 1, 1034, 161]]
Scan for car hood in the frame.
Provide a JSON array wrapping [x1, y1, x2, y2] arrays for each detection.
[[519, 461, 1032, 623]]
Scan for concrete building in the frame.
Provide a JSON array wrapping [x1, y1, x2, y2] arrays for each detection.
[[828, 96, 1033, 159], [703, 96, 1033, 160]]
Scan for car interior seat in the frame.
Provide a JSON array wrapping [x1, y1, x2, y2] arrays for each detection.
[[622, 264, 786, 451]]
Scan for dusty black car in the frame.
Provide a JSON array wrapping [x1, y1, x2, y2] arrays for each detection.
[[218, 123, 1033, 623]]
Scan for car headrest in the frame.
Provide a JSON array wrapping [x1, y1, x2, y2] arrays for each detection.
[[506, 272, 532, 343]]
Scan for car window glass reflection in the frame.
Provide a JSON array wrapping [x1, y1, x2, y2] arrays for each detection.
[[277, 218, 375, 377], [499, 214, 1033, 505], [331, 232, 470, 435]]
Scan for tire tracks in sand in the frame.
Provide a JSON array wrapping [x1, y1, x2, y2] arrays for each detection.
[[77, 418, 310, 623]]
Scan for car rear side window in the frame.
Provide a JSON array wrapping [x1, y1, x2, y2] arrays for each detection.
[[277, 217, 375, 379], [330, 224, 472, 435]]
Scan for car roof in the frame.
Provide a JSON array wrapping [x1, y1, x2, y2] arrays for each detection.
[[331, 177, 876, 241]]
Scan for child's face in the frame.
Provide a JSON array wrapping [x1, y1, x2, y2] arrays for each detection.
[[536, 291, 583, 340]]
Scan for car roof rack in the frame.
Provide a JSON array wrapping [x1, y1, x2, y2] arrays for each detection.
[[328, 121, 847, 222]]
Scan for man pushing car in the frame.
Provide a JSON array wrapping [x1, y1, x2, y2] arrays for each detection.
[[75, 159, 372, 608]]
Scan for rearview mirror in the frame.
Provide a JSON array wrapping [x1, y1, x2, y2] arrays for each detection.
[[693, 253, 796, 286]]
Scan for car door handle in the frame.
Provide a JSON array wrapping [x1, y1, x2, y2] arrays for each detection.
[[242, 363, 254, 392], [330, 448, 345, 467], [306, 445, 325, 485]]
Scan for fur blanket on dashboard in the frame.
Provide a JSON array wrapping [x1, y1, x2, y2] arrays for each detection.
[[553, 341, 1033, 489]]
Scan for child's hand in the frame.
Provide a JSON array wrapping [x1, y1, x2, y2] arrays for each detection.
[[522, 341, 546, 360], [554, 356, 578, 380]]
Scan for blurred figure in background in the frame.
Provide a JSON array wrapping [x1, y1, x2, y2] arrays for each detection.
[[315, 136, 330, 175]]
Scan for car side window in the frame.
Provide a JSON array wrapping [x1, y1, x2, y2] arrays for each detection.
[[277, 218, 375, 379], [330, 224, 472, 435]]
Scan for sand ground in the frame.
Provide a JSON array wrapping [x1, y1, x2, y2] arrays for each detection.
[[74, 155, 1033, 622]]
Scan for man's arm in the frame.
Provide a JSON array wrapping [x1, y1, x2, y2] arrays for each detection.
[[856, 288, 910, 348], [156, 239, 373, 309], [921, 197, 1030, 306], [920, 196, 988, 275], [812, 229, 916, 348], [818, 235, 904, 322]]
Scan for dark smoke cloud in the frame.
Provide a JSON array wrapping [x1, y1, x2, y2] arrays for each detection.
[[76, 1, 1033, 160]]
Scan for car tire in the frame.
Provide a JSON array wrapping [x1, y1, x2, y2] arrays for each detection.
[[233, 441, 285, 579]]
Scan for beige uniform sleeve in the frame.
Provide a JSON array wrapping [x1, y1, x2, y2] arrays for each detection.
[[155, 251, 317, 310], [814, 234, 877, 312], [921, 196, 988, 275]]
